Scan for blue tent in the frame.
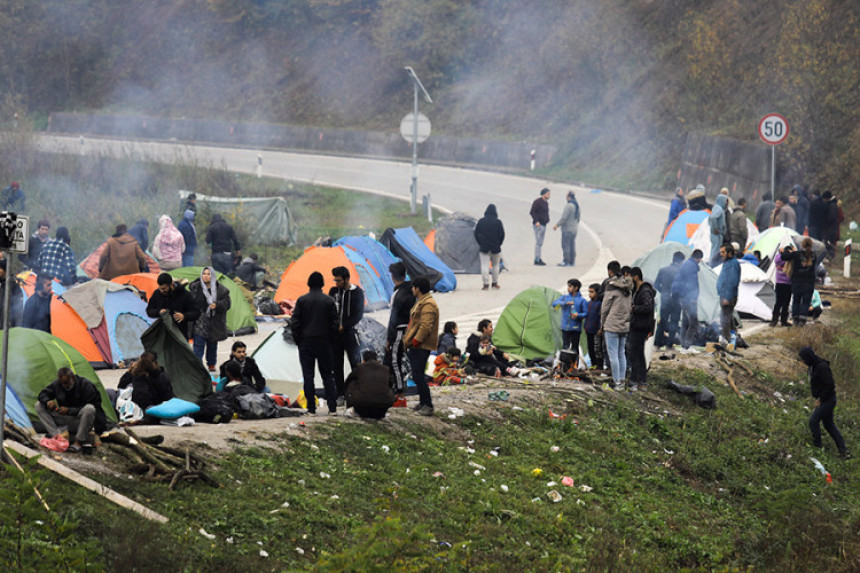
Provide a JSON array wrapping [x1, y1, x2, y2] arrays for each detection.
[[103, 288, 152, 364], [341, 247, 391, 311], [380, 227, 457, 293], [662, 209, 710, 246], [334, 236, 400, 299], [4, 383, 33, 430]]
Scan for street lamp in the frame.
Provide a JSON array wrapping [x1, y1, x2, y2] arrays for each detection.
[[404, 67, 432, 217]]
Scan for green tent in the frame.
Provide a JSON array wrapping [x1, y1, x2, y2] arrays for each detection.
[[178, 190, 297, 245], [1, 327, 117, 424], [170, 266, 257, 336], [141, 316, 212, 403], [493, 286, 563, 360]]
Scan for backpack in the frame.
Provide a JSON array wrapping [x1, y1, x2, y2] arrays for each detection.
[[234, 392, 278, 419], [192, 394, 234, 424]]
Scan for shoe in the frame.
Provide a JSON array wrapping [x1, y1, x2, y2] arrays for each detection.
[[82, 444, 94, 456], [534, 259, 546, 266], [841, 451, 852, 460], [719, 336, 729, 346], [306, 411, 317, 417], [208, 365, 216, 372], [492, 283, 500, 289], [336, 396, 346, 407], [769, 320, 778, 327], [67, 444, 82, 453], [417, 405, 435, 416], [557, 262, 568, 267], [411, 402, 423, 411], [628, 384, 638, 392], [686, 347, 701, 355], [327, 410, 338, 417], [482, 284, 489, 291]]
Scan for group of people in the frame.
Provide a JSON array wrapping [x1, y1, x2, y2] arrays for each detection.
[[529, 188, 581, 267]]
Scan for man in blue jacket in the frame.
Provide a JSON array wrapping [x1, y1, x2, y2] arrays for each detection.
[[654, 251, 685, 349], [672, 249, 703, 352], [716, 242, 741, 344], [552, 278, 589, 353]]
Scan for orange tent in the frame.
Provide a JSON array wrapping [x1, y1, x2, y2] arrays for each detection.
[[275, 246, 364, 306], [111, 273, 160, 301], [79, 242, 161, 279], [424, 229, 436, 252]]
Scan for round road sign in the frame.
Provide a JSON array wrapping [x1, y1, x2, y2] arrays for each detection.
[[400, 113, 431, 144], [758, 113, 789, 145]]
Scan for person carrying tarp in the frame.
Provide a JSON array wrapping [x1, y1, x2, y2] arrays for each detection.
[[146, 272, 200, 341]]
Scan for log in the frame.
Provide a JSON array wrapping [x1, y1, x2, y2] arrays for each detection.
[[3, 440, 168, 523]]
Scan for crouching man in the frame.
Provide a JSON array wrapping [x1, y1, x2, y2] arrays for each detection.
[[35, 367, 109, 453], [345, 351, 396, 420]]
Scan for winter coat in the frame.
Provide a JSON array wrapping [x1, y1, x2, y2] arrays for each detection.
[[555, 198, 580, 234], [236, 258, 266, 285], [630, 281, 656, 332], [600, 275, 633, 334], [118, 369, 174, 411], [177, 211, 197, 255], [345, 360, 395, 409], [290, 288, 338, 344], [728, 208, 749, 250], [188, 278, 231, 341], [145, 282, 200, 339], [218, 356, 266, 392], [584, 299, 602, 334], [23, 292, 51, 333], [794, 194, 810, 233], [755, 200, 775, 231], [152, 215, 185, 266], [552, 291, 588, 332], [716, 257, 741, 302], [654, 261, 682, 295], [668, 197, 685, 224], [773, 251, 791, 285], [709, 195, 728, 261], [529, 197, 550, 226], [20, 234, 48, 272], [37, 375, 109, 433], [823, 200, 840, 242], [781, 248, 816, 287], [205, 215, 240, 253], [0, 278, 23, 327], [671, 258, 700, 303], [99, 232, 147, 280], [328, 283, 365, 334], [437, 331, 458, 354], [799, 347, 835, 401], [386, 281, 415, 343], [808, 197, 828, 236], [474, 205, 505, 254], [771, 204, 796, 230], [128, 220, 150, 252], [403, 292, 439, 351]]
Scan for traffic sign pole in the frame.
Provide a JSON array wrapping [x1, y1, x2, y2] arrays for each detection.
[[758, 113, 789, 200], [0, 250, 11, 457]]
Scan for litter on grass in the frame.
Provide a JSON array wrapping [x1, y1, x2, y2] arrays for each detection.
[[448, 407, 465, 419], [547, 490, 563, 503], [561, 476, 574, 487]]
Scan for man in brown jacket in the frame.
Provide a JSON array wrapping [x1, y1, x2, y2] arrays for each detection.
[[403, 276, 439, 416], [99, 224, 147, 280]]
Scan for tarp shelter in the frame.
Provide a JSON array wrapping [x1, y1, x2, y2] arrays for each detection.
[[380, 227, 457, 292], [713, 260, 775, 320], [274, 246, 391, 311], [0, 327, 116, 425], [430, 213, 481, 274], [662, 209, 710, 246], [79, 241, 161, 279], [178, 190, 296, 245], [689, 217, 760, 254], [493, 286, 563, 360], [140, 316, 212, 403], [334, 235, 402, 303], [168, 267, 258, 335], [632, 242, 721, 323]]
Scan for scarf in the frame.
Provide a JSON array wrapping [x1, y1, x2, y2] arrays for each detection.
[[201, 266, 218, 316]]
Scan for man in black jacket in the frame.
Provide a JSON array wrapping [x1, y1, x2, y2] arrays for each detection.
[[146, 272, 200, 340], [218, 341, 266, 392], [384, 262, 414, 397], [291, 271, 339, 415], [36, 367, 109, 453], [627, 267, 656, 391], [799, 347, 848, 458], [474, 203, 505, 289], [329, 266, 365, 404], [529, 188, 551, 265], [345, 351, 396, 420], [23, 274, 53, 333], [205, 214, 241, 274]]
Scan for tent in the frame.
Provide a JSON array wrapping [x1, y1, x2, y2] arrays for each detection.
[[689, 216, 760, 254], [178, 190, 297, 245], [430, 213, 481, 274], [493, 286, 563, 360], [713, 260, 775, 320], [334, 235, 400, 299], [4, 384, 33, 430], [380, 227, 457, 292], [140, 316, 212, 403], [424, 229, 436, 251], [662, 209, 710, 246], [0, 327, 117, 425], [79, 241, 161, 279], [274, 246, 392, 311]]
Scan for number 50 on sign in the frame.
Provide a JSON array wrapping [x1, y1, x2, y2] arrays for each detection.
[[758, 113, 789, 145]]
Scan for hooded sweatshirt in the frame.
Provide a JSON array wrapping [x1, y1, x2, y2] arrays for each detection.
[[177, 210, 197, 255], [799, 347, 836, 401], [600, 275, 633, 334], [153, 215, 185, 265], [473, 204, 505, 254]]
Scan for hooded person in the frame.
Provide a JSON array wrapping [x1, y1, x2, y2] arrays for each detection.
[[151, 214, 185, 271], [599, 270, 633, 388], [799, 347, 848, 458], [37, 226, 77, 286], [98, 224, 147, 280], [128, 219, 150, 252], [708, 194, 728, 267], [188, 266, 231, 371], [686, 185, 710, 211], [667, 187, 686, 225], [177, 209, 197, 267], [473, 203, 505, 290]]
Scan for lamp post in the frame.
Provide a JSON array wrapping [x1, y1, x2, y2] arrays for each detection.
[[404, 67, 432, 216]]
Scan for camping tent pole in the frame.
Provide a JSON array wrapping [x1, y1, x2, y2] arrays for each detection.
[[0, 249, 12, 459]]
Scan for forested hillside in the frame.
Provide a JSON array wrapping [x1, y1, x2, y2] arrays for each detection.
[[0, 0, 857, 202]]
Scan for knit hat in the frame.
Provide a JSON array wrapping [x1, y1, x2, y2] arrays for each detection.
[[307, 271, 324, 289]]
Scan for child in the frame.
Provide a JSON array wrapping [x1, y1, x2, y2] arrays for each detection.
[[552, 279, 588, 352], [584, 283, 604, 369], [437, 321, 458, 354], [809, 289, 822, 322], [433, 347, 467, 385]]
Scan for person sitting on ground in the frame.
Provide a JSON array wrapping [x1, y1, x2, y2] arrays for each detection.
[[218, 341, 266, 392], [433, 347, 467, 385], [23, 274, 53, 333], [809, 289, 823, 323], [236, 253, 268, 289], [465, 319, 517, 376], [344, 350, 396, 420], [36, 367, 110, 453], [117, 351, 174, 414], [437, 321, 459, 355], [146, 272, 200, 341]]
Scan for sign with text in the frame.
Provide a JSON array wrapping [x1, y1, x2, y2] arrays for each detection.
[[3, 214, 29, 253], [758, 113, 789, 145]]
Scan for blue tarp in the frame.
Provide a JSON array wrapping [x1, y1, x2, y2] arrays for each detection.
[[334, 236, 400, 300], [380, 227, 457, 292]]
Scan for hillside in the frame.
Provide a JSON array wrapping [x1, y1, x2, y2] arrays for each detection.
[[0, 0, 858, 201]]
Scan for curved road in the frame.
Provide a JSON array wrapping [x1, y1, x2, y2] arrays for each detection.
[[39, 136, 668, 324]]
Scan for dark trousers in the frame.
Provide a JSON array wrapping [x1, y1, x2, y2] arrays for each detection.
[[298, 337, 337, 413], [792, 284, 814, 321], [192, 335, 218, 367], [562, 330, 582, 353], [680, 298, 699, 348], [626, 328, 649, 384], [408, 347, 433, 408], [720, 299, 736, 341], [211, 252, 233, 274], [586, 332, 604, 369], [655, 295, 681, 347], [384, 328, 408, 394], [772, 283, 792, 324], [333, 328, 361, 396], [354, 405, 389, 420], [809, 395, 847, 454]]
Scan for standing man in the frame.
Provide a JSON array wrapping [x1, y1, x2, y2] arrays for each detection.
[[384, 262, 414, 399], [807, 190, 826, 240], [529, 188, 551, 266], [473, 204, 505, 290], [627, 267, 656, 391], [36, 367, 109, 453], [708, 195, 728, 267], [799, 347, 848, 459], [37, 227, 77, 287], [771, 196, 796, 230], [291, 271, 339, 416], [716, 242, 741, 344], [755, 193, 775, 232], [599, 267, 633, 389], [98, 224, 147, 280], [667, 187, 686, 227], [329, 266, 365, 405], [205, 214, 241, 275], [553, 190, 581, 267], [0, 259, 23, 327], [728, 197, 749, 253], [653, 251, 685, 350], [177, 210, 197, 267], [20, 219, 51, 273], [403, 276, 439, 416], [145, 272, 200, 341], [672, 249, 704, 352], [790, 187, 809, 234], [23, 274, 53, 333]]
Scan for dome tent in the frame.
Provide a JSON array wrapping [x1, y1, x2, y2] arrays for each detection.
[[492, 286, 563, 361]]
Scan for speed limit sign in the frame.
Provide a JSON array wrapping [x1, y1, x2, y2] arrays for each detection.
[[758, 113, 789, 145]]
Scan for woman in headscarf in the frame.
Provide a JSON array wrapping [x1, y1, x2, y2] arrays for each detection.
[[152, 215, 185, 271], [188, 266, 231, 371]]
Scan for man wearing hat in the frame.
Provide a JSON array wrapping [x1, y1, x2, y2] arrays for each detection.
[[1, 181, 25, 212], [529, 188, 551, 266]]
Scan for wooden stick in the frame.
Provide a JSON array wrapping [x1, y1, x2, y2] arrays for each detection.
[[3, 440, 168, 523], [2, 444, 51, 512]]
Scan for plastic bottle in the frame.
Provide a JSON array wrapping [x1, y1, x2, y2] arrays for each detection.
[[730, 330, 737, 348]]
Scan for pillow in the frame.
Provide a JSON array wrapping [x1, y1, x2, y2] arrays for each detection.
[[145, 398, 200, 419]]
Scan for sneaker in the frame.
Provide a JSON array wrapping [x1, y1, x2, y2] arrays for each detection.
[[557, 262, 568, 267], [336, 396, 346, 407], [306, 411, 317, 417], [417, 405, 435, 416], [327, 410, 338, 416], [492, 283, 500, 289], [411, 402, 423, 411], [482, 284, 489, 291], [208, 365, 216, 372], [628, 383, 638, 392], [534, 259, 546, 266], [686, 347, 701, 355]]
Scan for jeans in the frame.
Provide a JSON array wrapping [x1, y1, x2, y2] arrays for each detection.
[[561, 231, 577, 265], [791, 283, 814, 320], [772, 283, 792, 324], [626, 328, 649, 384], [479, 251, 501, 286], [586, 332, 604, 369], [211, 252, 233, 274], [193, 334, 218, 367], [333, 328, 361, 396], [298, 337, 337, 413], [655, 294, 681, 348], [408, 347, 433, 408], [35, 402, 96, 444], [533, 224, 546, 260], [809, 395, 846, 454], [680, 298, 699, 348], [182, 252, 195, 267], [604, 331, 627, 383], [562, 330, 582, 353]]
